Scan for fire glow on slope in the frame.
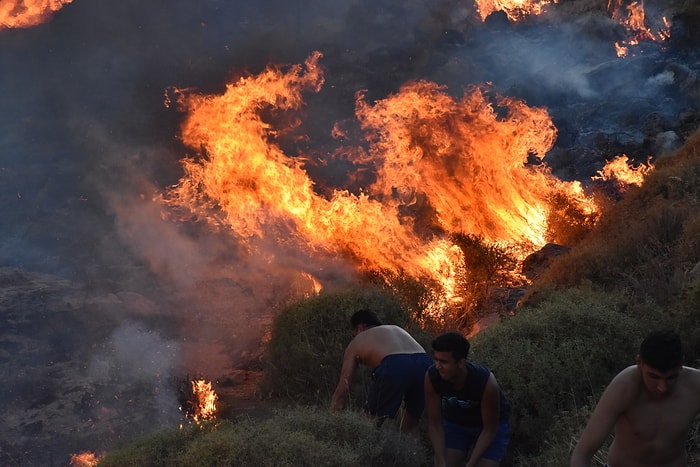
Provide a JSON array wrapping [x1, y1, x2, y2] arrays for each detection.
[[161, 52, 599, 313], [608, 0, 671, 57], [472, 0, 670, 59], [0, 0, 73, 29], [474, 0, 558, 22]]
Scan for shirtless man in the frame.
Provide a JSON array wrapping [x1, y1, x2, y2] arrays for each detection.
[[571, 329, 700, 467], [330, 309, 433, 433]]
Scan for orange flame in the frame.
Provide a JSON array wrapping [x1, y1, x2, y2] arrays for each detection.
[[161, 52, 600, 314], [608, 0, 671, 57], [593, 154, 653, 187], [474, 0, 558, 22], [192, 379, 218, 422], [0, 0, 73, 30], [69, 451, 101, 467], [352, 80, 560, 248]]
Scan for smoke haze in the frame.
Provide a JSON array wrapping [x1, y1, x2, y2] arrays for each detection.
[[0, 0, 698, 464]]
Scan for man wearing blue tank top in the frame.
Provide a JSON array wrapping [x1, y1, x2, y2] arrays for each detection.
[[425, 332, 511, 467]]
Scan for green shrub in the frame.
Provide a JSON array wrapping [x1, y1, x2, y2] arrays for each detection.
[[259, 285, 432, 406], [516, 402, 605, 467], [98, 408, 428, 467], [97, 422, 214, 467], [469, 288, 667, 456], [672, 275, 700, 364]]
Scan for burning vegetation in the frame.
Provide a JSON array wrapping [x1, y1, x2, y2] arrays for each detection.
[[179, 378, 219, 423], [0, 0, 73, 29], [474, 0, 559, 22], [608, 0, 671, 57], [69, 451, 101, 467], [159, 51, 646, 323], [3, 0, 696, 465]]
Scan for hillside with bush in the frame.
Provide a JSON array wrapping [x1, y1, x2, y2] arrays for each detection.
[[96, 127, 700, 466]]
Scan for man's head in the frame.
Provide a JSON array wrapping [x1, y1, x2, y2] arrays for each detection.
[[350, 309, 383, 331], [639, 329, 683, 372], [636, 329, 684, 398], [431, 332, 470, 382], [431, 332, 471, 361]]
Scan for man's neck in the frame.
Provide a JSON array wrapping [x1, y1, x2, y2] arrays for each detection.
[[451, 363, 469, 389]]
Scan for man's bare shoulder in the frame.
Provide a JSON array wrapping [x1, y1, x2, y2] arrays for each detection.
[[616, 365, 640, 379], [346, 325, 397, 350], [356, 324, 408, 340], [368, 324, 406, 333], [604, 365, 643, 399], [682, 365, 700, 376], [681, 366, 700, 387]]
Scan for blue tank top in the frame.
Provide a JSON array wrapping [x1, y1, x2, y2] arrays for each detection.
[[428, 362, 510, 427]]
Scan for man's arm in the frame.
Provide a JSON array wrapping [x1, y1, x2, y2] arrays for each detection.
[[466, 373, 500, 467], [570, 369, 634, 467], [425, 371, 447, 467], [330, 342, 359, 411]]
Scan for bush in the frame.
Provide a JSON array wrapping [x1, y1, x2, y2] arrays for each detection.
[[97, 422, 213, 467], [450, 233, 518, 327], [98, 408, 428, 467], [258, 285, 433, 406], [516, 402, 604, 467], [469, 288, 667, 456]]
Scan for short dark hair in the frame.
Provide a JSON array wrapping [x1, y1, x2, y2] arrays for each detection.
[[431, 332, 470, 361], [350, 309, 383, 328], [639, 329, 683, 372]]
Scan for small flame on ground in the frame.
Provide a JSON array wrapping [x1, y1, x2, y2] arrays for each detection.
[[192, 379, 218, 422], [0, 0, 73, 30], [69, 451, 101, 467], [608, 0, 671, 57]]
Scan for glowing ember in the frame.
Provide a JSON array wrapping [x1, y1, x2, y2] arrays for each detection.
[[69, 451, 101, 467], [192, 379, 218, 422], [0, 0, 73, 30], [161, 52, 600, 317], [593, 154, 653, 187], [474, 0, 558, 22], [608, 0, 671, 57]]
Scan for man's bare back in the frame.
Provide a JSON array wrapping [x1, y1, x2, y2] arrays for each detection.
[[330, 318, 430, 421], [345, 325, 427, 368]]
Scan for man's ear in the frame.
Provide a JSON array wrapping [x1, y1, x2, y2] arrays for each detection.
[[635, 355, 642, 367]]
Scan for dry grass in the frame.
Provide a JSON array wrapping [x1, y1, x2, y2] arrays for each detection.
[[526, 126, 700, 306]]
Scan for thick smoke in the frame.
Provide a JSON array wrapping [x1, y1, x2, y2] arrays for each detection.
[[0, 0, 698, 464]]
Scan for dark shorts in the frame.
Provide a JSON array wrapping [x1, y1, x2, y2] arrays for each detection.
[[443, 419, 510, 461], [365, 353, 434, 419]]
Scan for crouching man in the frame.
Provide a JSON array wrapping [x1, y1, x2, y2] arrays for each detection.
[[425, 332, 511, 467]]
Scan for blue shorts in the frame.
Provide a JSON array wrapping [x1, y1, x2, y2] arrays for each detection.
[[365, 353, 434, 419], [443, 419, 510, 461]]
